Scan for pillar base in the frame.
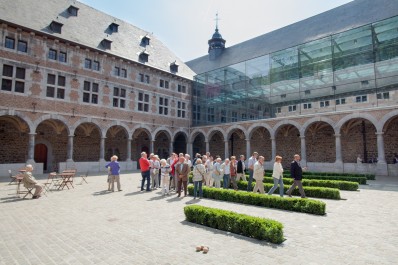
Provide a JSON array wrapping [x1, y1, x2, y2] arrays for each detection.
[[376, 162, 388, 176]]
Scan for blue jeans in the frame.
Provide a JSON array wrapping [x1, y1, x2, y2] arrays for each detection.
[[141, 170, 150, 191], [193, 181, 203, 198], [223, 174, 230, 189], [267, 177, 284, 197], [247, 169, 254, 191]]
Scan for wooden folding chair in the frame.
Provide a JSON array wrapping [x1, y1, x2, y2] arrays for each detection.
[[8, 170, 17, 185], [79, 171, 89, 184], [17, 181, 34, 199], [43, 172, 57, 193]]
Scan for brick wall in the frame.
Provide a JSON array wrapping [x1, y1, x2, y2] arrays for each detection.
[[0, 119, 29, 163], [209, 132, 224, 159], [275, 125, 301, 168], [73, 124, 101, 161], [250, 128, 272, 161], [306, 123, 336, 163], [384, 117, 398, 163]]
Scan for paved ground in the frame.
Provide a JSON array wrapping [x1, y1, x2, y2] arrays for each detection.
[[0, 172, 397, 265]]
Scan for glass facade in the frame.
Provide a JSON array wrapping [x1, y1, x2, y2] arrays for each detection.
[[192, 15, 398, 126]]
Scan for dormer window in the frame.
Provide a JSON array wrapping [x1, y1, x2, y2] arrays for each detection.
[[68, 5, 79, 16], [170, 61, 179, 73], [109, 23, 119, 33], [101, 39, 112, 50], [139, 51, 149, 63], [141, 35, 150, 46], [50, 21, 63, 34]]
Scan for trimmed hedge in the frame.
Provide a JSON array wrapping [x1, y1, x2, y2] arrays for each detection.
[[263, 177, 358, 191], [283, 175, 367, 185], [187, 186, 326, 216], [237, 181, 341, 200], [264, 170, 374, 180], [184, 205, 284, 244]]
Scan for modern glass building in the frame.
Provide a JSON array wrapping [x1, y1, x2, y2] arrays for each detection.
[[191, 15, 398, 126]]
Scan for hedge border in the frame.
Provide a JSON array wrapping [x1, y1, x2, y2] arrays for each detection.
[[187, 186, 326, 216], [184, 205, 284, 244], [264, 170, 374, 180], [263, 177, 358, 191]]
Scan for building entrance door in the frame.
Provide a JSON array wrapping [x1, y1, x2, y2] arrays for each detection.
[[34, 144, 48, 171]]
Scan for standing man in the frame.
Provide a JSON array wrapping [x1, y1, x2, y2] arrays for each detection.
[[139, 152, 151, 191], [286, 154, 306, 198], [253, 156, 265, 194], [247, 152, 258, 191], [105, 155, 122, 192], [22, 164, 43, 199], [236, 155, 246, 182], [175, 156, 190, 197]]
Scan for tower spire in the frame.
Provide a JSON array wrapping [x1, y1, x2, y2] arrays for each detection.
[[215, 12, 219, 31], [208, 12, 226, 60]]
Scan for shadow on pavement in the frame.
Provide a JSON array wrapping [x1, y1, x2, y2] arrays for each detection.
[[92, 190, 112, 196], [0, 196, 24, 203], [180, 220, 284, 248], [124, 190, 145, 196]]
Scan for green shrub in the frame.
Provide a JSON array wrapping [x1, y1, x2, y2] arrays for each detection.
[[187, 186, 326, 216], [283, 175, 367, 184], [262, 170, 372, 182], [184, 205, 284, 244], [263, 177, 358, 191], [237, 181, 341, 200]]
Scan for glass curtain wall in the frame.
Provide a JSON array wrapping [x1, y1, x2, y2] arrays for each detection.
[[192, 15, 398, 126]]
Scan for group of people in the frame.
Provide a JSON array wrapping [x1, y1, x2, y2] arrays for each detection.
[[138, 150, 308, 199]]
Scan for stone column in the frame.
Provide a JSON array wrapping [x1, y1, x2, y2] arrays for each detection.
[[187, 142, 193, 156], [300, 135, 307, 165], [271, 137, 276, 161], [376, 132, 386, 164], [246, 139, 251, 159], [224, 140, 229, 160], [66, 135, 74, 162], [169, 141, 174, 155], [99, 137, 106, 162], [126, 138, 132, 161], [334, 134, 343, 164], [26, 133, 36, 164], [205, 141, 209, 153], [150, 140, 155, 154]]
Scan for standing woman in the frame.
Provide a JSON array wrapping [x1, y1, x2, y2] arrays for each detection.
[[267, 156, 284, 197], [105, 155, 122, 192], [192, 158, 205, 199], [213, 158, 223, 188], [229, 156, 238, 190], [204, 155, 214, 187], [160, 159, 171, 195]]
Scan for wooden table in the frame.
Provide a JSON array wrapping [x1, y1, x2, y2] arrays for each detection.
[[57, 172, 75, 190]]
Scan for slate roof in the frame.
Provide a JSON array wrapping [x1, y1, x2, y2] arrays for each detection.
[[186, 0, 398, 75], [0, 0, 195, 80]]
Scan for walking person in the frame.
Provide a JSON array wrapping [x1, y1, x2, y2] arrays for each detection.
[[222, 158, 231, 189], [105, 155, 122, 192], [253, 156, 265, 194], [22, 164, 43, 199], [204, 155, 214, 187], [286, 154, 306, 198], [160, 159, 171, 195], [175, 156, 190, 197], [213, 158, 223, 188], [267, 156, 284, 197], [236, 155, 246, 182], [229, 156, 238, 190], [192, 158, 205, 199], [150, 155, 160, 189], [247, 152, 258, 191], [139, 152, 151, 191]]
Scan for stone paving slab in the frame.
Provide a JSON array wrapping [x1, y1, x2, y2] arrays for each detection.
[[0, 172, 397, 265]]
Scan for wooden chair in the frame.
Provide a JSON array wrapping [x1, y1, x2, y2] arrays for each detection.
[[8, 170, 17, 185], [16, 176, 34, 199], [43, 172, 57, 193], [78, 171, 89, 184]]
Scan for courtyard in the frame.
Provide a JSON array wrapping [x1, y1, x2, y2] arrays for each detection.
[[0, 172, 397, 265]]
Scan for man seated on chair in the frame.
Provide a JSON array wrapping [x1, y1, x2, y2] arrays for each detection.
[[22, 164, 43, 199]]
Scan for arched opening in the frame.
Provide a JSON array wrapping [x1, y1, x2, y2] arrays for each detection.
[[132, 129, 151, 161], [105, 126, 128, 161], [383, 115, 398, 164], [173, 132, 187, 154], [154, 131, 171, 159], [209, 131, 224, 159], [73, 123, 101, 161], [305, 122, 336, 163], [0, 115, 29, 163], [35, 119, 68, 171], [228, 129, 246, 158], [34, 144, 48, 171], [275, 124, 300, 168], [341, 118, 377, 163], [250, 127, 272, 161], [192, 132, 206, 156]]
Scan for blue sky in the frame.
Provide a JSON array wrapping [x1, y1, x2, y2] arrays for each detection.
[[79, 0, 353, 62]]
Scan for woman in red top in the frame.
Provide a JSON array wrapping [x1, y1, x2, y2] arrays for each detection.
[[139, 152, 151, 191]]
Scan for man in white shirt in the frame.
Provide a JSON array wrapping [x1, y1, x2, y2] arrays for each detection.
[[247, 152, 258, 191], [212, 158, 223, 188], [221, 158, 231, 189]]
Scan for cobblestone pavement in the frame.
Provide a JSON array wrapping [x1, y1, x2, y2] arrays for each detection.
[[0, 172, 397, 265]]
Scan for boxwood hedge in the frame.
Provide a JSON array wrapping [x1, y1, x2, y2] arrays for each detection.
[[263, 177, 358, 191], [237, 181, 341, 200], [187, 186, 326, 216], [184, 205, 284, 244], [264, 170, 374, 180], [283, 175, 367, 185]]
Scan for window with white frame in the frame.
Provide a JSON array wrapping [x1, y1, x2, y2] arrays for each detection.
[[276, 107, 282, 113], [320, 100, 330, 108], [288, 105, 297, 112], [303, 103, 312, 109], [178, 84, 186, 93], [159, 79, 169, 89], [139, 73, 150, 83], [46, 73, 65, 99], [138, 92, 150, 112], [1, 64, 25, 93], [177, 101, 186, 118], [5, 37, 15, 49], [158, 97, 169, 115], [113, 87, 126, 108], [231, 111, 237, 122], [335, 98, 346, 105], [82, 81, 98, 104], [93, 60, 100, 71], [377, 92, 389, 100], [48, 49, 67, 62], [356, 95, 367, 103], [5, 37, 28, 53]]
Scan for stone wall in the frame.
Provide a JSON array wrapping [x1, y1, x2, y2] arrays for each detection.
[[73, 125, 101, 161], [192, 134, 206, 156], [131, 131, 150, 161], [229, 131, 245, 158], [250, 128, 272, 161], [384, 117, 398, 164], [209, 132, 224, 159], [306, 123, 336, 163], [105, 127, 128, 161], [275, 125, 301, 168]]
